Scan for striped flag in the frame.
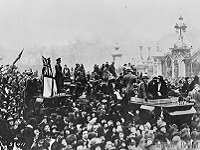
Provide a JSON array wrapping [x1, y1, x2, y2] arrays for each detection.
[[42, 56, 57, 97], [42, 56, 53, 77], [13, 49, 24, 65]]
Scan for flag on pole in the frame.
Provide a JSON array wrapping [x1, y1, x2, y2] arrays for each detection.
[[42, 56, 53, 77], [42, 56, 57, 97], [13, 48, 24, 65]]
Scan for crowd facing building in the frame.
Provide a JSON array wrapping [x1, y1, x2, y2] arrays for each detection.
[[1, 16, 200, 150], [0, 56, 200, 150]]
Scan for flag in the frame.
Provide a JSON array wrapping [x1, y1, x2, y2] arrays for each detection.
[[42, 56, 53, 77], [42, 56, 57, 97], [13, 49, 24, 65], [42, 56, 48, 66]]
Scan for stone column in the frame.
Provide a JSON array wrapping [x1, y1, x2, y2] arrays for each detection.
[[184, 59, 188, 77], [179, 59, 185, 77], [174, 59, 179, 78], [188, 60, 192, 77], [139, 46, 143, 60], [172, 59, 174, 78], [184, 59, 191, 77], [154, 63, 158, 76], [158, 61, 162, 76]]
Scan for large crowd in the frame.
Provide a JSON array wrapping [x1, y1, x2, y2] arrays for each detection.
[[0, 61, 200, 150]]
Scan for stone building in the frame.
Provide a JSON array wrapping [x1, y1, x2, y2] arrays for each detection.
[[135, 46, 154, 76], [152, 16, 200, 78], [136, 16, 200, 78]]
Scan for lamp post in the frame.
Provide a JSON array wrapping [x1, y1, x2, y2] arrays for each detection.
[[174, 15, 187, 43], [111, 43, 123, 64]]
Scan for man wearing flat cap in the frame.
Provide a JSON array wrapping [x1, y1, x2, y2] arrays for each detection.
[[55, 58, 63, 93]]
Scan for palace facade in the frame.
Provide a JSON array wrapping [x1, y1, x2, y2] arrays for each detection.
[[135, 16, 200, 78]]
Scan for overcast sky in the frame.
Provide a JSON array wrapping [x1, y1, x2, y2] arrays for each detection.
[[0, 0, 200, 68]]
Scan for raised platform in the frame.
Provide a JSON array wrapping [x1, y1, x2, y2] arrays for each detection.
[[130, 97, 194, 108], [129, 97, 196, 126], [34, 94, 72, 108], [43, 94, 72, 99]]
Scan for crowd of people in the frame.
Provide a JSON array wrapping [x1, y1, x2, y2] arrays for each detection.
[[0, 60, 200, 150]]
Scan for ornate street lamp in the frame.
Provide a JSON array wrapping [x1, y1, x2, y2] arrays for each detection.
[[174, 15, 187, 43]]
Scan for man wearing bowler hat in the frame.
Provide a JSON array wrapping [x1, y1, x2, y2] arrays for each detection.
[[55, 58, 63, 93]]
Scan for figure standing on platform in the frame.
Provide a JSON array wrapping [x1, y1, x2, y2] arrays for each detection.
[[137, 75, 149, 101], [55, 58, 64, 93], [42, 57, 57, 97]]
